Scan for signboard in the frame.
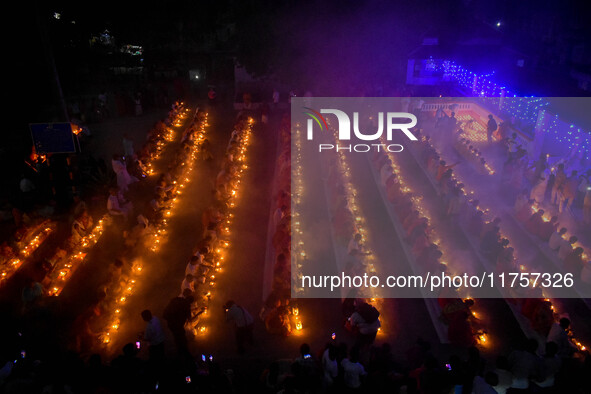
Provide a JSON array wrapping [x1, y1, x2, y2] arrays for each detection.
[[29, 123, 76, 153]]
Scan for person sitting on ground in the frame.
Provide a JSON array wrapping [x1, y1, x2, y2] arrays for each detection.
[[538, 215, 559, 242], [558, 235, 578, 260], [70, 210, 93, 247], [548, 227, 567, 251], [564, 247, 585, 277], [436, 160, 460, 183], [525, 209, 545, 235], [107, 187, 132, 221], [547, 318, 577, 358], [480, 217, 501, 241], [180, 274, 196, 295], [348, 233, 370, 256]]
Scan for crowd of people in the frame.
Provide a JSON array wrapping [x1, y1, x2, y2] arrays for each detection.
[[259, 114, 299, 337]]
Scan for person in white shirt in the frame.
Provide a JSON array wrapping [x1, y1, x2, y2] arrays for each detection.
[[185, 256, 200, 277], [492, 356, 513, 394], [548, 227, 567, 250], [558, 236, 577, 260], [140, 310, 165, 363], [535, 342, 561, 389], [180, 274, 195, 296], [508, 338, 541, 390], [224, 300, 254, 353], [472, 372, 499, 394], [321, 344, 338, 389], [341, 346, 366, 389]]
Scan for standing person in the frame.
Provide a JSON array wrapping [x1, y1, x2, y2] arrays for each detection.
[[272, 89, 280, 108], [224, 300, 254, 354], [529, 175, 548, 204], [260, 101, 270, 125], [140, 310, 165, 365], [134, 94, 143, 116], [163, 289, 194, 357], [435, 106, 445, 128], [341, 346, 366, 391], [551, 164, 567, 205], [208, 87, 217, 106], [348, 301, 381, 347], [486, 114, 498, 143], [558, 170, 579, 213], [584, 185, 591, 224], [122, 134, 134, 158], [111, 154, 136, 193]]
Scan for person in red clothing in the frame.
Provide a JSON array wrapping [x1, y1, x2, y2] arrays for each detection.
[[436, 160, 460, 182], [516, 199, 535, 222], [525, 209, 545, 235], [538, 216, 559, 241], [385, 173, 402, 202]]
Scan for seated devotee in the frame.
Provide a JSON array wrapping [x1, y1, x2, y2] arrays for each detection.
[[538, 216, 559, 242], [263, 298, 292, 336], [525, 209, 545, 235], [403, 210, 420, 233], [496, 246, 515, 273], [348, 233, 370, 256], [385, 173, 402, 202], [407, 222, 429, 247], [107, 187, 132, 221], [515, 199, 535, 223], [180, 274, 196, 296], [558, 236, 578, 260], [436, 160, 459, 183], [547, 318, 577, 358], [380, 162, 394, 186], [564, 247, 585, 276], [70, 210, 93, 246], [548, 227, 567, 251], [185, 255, 201, 277], [480, 217, 502, 241]]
